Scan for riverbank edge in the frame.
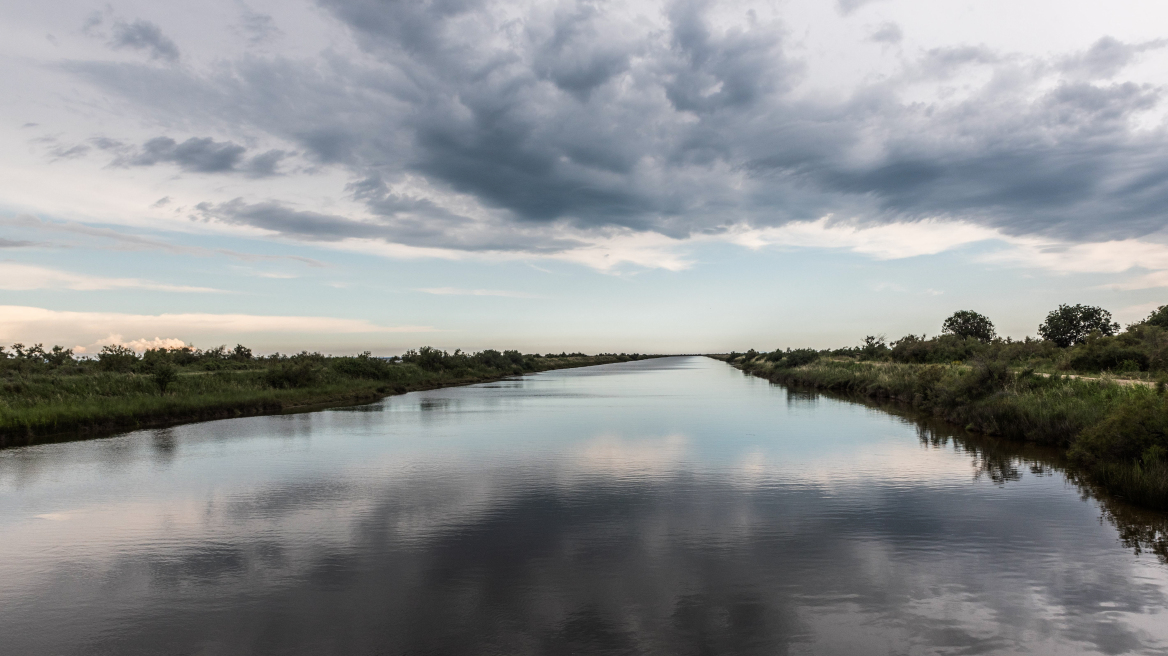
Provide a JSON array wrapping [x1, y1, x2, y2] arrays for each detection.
[[708, 355, 1168, 512], [1, 356, 649, 449]]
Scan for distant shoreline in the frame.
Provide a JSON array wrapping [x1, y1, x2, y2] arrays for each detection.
[[1, 353, 659, 450]]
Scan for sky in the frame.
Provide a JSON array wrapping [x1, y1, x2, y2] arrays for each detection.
[[2, 0, 1168, 355]]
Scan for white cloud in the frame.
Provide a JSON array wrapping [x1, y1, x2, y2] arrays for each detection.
[[0, 262, 221, 293], [76, 335, 188, 354], [0, 305, 437, 346], [721, 217, 1003, 259]]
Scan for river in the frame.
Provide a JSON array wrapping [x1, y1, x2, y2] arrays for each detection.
[[2, 356, 1167, 655]]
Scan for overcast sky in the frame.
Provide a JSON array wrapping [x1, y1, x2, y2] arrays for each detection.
[[2, 0, 1168, 354]]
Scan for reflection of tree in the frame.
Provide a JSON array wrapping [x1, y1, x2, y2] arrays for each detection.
[[1102, 505, 1168, 562], [863, 393, 1168, 564]]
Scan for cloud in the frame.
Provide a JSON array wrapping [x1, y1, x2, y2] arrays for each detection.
[[4, 216, 324, 266], [721, 217, 1003, 259], [870, 23, 903, 45], [0, 238, 37, 248], [51, 0, 1168, 261], [1061, 36, 1168, 80], [78, 335, 188, 354], [416, 287, 538, 298], [0, 262, 222, 292], [837, 0, 888, 15], [238, 7, 281, 45], [115, 136, 285, 175], [0, 305, 437, 344], [109, 19, 180, 62]]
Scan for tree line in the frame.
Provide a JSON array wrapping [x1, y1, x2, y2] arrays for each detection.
[[730, 303, 1168, 374]]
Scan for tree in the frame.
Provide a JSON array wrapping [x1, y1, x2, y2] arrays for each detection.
[[97, 344, 138, 372], [941, 310, 996, 342], [1038, 304, 1119, 347], [1144, 305, 1168, 329]]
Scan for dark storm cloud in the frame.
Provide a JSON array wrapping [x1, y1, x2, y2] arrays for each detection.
[[109, 19, 180, 62], [64, 0, 1168, 251], [116, 136, 285, 176], [196, 196, 585, 252]]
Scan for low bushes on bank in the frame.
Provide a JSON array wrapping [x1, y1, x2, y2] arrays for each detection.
[[729, 356, 1168, 510]]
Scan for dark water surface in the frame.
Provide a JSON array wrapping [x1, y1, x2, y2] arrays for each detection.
[[3, 357, 1168, 655]]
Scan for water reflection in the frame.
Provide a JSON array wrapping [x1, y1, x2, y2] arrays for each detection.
[[1, 357, 1166, 655]]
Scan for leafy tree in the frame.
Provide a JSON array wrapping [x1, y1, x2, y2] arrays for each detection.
[[942, 310, 996, 342], [98, 344, 138, 372], [45, 345, 74, 367], [860, 335, 888, 359], [1144, 305, 1168, 329], [232, 344, 253, 361], [1038, 304, 1119, 347]]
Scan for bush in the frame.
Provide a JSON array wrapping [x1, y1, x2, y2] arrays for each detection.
[[950, 358, 1013, 402], [1064, 336, 1151, 373], [780, 348, 820, 368], [98, 345, 138, 373], [264, 362, 320, 389], [331, 353, 391, 379], [401, 346, 451, 371], [890, 334, 987, 364], [1070, 394, 1168, 466], [152, 364, 178, 393]]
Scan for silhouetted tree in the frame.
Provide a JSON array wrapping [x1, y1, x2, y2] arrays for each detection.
[[942, 310, 996, 342], [1144, 305, 1168, 329], [1039, 304, 1119, 347]]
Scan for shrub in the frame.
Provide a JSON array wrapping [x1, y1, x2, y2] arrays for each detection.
[[1070, 394, 1168, 466], [98, 345, 138, 373], [264, 362, 320, 389], [331, 353, 391, 379], [950, 358, 1013, 402], [152, 364, 178, 393], [780, 348, 820, 368], [1064, 336, 1150, 373], [401, 346, 450, 371]]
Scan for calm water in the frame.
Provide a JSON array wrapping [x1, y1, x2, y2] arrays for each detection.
[[2, 357, 1168, 655]]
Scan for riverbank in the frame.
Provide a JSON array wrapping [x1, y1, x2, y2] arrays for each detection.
[[0, 353, 651, 448], [714, 355, 1168, 511]]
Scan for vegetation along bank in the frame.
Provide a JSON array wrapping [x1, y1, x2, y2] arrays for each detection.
[[719, 304, 1168, 511], [0, 344, 657, 448]]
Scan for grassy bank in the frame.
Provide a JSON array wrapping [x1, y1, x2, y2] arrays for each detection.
[[718, 355, 1168, 511], [0, 346, 656, 448]]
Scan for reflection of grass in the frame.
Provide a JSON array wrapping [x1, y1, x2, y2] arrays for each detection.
[[793, 383, 1168, 563], [0, 355, 637, 448], [723, 356, 1168, 511]]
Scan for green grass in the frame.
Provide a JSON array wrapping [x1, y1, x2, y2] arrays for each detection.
[[722, 356, 1168, 511], [0, 354, 642, 448]]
